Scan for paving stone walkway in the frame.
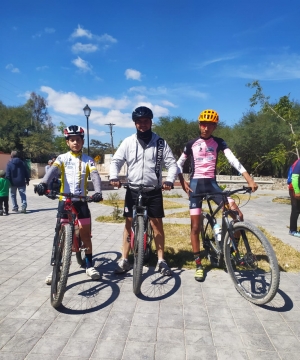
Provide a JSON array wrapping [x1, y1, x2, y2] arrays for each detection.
[[0, 186, 299, 359]]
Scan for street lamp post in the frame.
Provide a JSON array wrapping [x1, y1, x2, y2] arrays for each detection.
[[83, 104, 91, 157]]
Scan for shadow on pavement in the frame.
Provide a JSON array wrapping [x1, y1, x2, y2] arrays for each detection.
[[258, 287, 294, 312], [137, 267, 183, 301]]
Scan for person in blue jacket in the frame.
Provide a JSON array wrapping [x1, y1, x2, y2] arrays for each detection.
[[5, 151, 30, 213]]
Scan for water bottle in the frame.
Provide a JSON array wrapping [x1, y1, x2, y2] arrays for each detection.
[[213, 223, 222, 242]]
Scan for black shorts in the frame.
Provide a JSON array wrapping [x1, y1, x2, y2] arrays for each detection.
[[57, 201, 91, 219], [189, 178, 224, 211], [123, 188, 164, 218]]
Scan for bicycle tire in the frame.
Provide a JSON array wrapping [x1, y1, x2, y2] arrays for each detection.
[[144, 218, 153, 264], [75, 235, 86, 267], [76, 251, 85, 267], [132, 215, 145, 295], [201, 213, 222, 267], [50, 224, 73, 308], [223, 221, 280, 305]]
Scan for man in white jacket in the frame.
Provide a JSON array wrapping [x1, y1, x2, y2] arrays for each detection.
[[110, 106, 178, 275]]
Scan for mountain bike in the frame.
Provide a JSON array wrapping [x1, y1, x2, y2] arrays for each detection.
[[42, 190, 94, 308], [122, 183, 156, 295], [197, 187, 280, 305]]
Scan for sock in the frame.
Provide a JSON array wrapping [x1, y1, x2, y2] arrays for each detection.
[[85, 253, 93, 268], [158, 259, 165, 263], [193, 252, 201, 267]]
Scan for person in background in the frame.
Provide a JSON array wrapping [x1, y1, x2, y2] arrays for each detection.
[[288, 159, 300, 237], [0, 170, 10, 216], [6, 151, 30, 213], [45, 160, 53, 173]]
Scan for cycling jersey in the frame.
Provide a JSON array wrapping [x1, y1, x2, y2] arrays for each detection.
[[177, 135, 246, 179], [42, 151, 101, 199]]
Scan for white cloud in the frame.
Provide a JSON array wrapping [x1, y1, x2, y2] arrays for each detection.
[[222, 53, 300, 80], [72, 42, 98, 53], [45, 27, 55, 34], [161, 100, 176, 108], [5, 64, 20, 73], [41, 86, 131, 115], [72, 56, 92, 72], [92, 109, 134, 128], [40, 86, 172, 129], [88, 128, 106, 137], [129, 84, 207, 99], [125, 69, 142, 81], [70, 25, 117, 43], [36, 65, 49, 71], [32, 32, 42, 39], [95, 33, 117, 43], [196, 55, 237, 69], [88, 97, 130, 110], [134, 102, 169, 118], [71, 25, 93, 39]]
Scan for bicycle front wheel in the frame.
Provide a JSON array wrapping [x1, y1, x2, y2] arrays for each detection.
[[132, 215, 145, 295], [144, 218, 153, 264], [50, 223, 73, 308], [224, 221, 280, 305]]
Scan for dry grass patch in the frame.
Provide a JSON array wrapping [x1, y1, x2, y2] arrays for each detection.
[[259, 227, 300, 272], [272, 197, 290, 205], [95, 215, 124, 223], [102, 199, 184, 210], [161, 224, 300, 272]]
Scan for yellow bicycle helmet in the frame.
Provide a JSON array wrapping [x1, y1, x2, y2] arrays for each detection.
[[198, 109, 219, 123]]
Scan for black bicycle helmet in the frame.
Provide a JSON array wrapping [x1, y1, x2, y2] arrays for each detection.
[[64, 125, 85, 139], [132, 106, 153, 121]]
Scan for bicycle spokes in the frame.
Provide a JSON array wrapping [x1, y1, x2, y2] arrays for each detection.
[[229, 225, 273, 299]]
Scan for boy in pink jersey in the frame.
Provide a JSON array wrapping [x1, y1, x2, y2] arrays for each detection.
[[177, 109, 258, 281]]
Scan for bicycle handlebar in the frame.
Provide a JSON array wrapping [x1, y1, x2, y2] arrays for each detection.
[[45, 190, 93, 202], [191, 186, 252, 199], [121, 182, 160, 191]]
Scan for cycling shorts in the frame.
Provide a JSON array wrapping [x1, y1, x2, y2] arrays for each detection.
[[189, 178, 234, 215], [123, 188, 164, 218], [57, 201, 91, 225]]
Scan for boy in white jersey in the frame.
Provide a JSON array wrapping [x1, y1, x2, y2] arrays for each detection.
[[177, 109, 258, 282], [35, 125, 103, 282]]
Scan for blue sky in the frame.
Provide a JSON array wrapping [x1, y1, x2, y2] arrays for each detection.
[[1, 0, 300, 147]]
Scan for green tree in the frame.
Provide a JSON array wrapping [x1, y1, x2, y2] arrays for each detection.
[[0, 95, 55, 161], [88, 139, 113, 162], [247, 80, 300, 159]]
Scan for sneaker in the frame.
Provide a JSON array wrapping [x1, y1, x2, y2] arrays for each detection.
[[289, 231, 300, 237], [21, 207, 26, 214], [158, 260, 173, 276], [0, 211, 3, 216], [86, 267, 101, 280], [45, 272, 52, 285], [12, 208, 18, 213], [114, 258, 132, 274], [194, 265, 205, 282], [5, 212, 9, 216]]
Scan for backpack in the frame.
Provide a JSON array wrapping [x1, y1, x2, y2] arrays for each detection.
[[287, 160, 299, 185]]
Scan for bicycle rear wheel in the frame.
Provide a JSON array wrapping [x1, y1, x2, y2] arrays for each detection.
[[201, 213, 223, 267], [132, 215, 145, 295], [144, 218, 153, 264], [50, 223, 73, 308], [224, 221, 280, 305]]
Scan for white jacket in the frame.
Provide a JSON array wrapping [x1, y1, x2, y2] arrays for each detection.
[[110, 132, 177, 186]]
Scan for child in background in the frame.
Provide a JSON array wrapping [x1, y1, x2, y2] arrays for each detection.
[[0, 170, 10, 216]]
